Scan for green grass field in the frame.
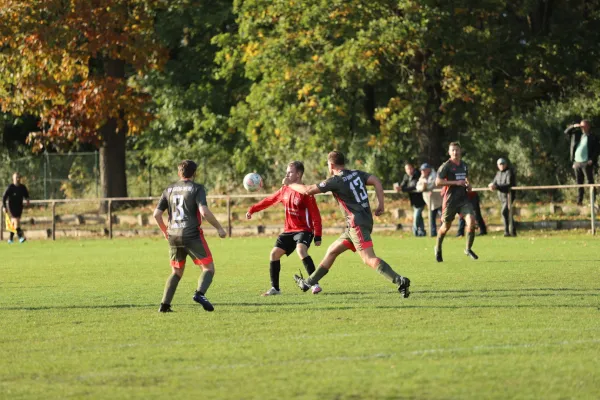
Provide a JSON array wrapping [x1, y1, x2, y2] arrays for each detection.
[[1, 234, 599, 399]]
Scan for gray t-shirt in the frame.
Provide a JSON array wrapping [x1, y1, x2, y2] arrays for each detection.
[[156, 180, 208, 242], [318, 169, 373, 229]]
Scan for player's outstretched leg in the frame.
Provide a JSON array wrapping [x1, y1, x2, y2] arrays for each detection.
[[294, 240, 346, 292], [464, 215, 478, 260], [360, 248, 410, 298], [193, 264, 215, 311]]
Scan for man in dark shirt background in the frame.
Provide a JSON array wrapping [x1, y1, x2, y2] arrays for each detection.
[[395, 163, 426, 237], [489, 158, 517, 237], [2, 172, 30, 244]]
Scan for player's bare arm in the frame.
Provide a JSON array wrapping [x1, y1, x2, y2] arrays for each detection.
[[200, 205, 227, 238], [283, 180, 321, 196], [366, 175, 385, 216], [152, 208, 169, 240]]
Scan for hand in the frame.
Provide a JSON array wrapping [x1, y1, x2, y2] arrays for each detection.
[[573, 163, 577, 169], [161, 230, 169, 241], [456, 180, 466, 187], [488, 183, 497, 190], [374, 204, 384, 216], [218, 227, 227, 238], [314, 236, 322, 246], [246, 211, 252, 220], [393, 182, 400, 193], [588, 160, 593, 166], [282, 177, 291, 185]]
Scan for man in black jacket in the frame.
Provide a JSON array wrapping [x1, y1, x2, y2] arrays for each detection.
[[565, 120, 599, 205], [488, 158, 517, 237], [395, 163, 426, 236]]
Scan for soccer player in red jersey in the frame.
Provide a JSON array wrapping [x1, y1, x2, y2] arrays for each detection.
[[283, 151, 410, 298], [246, 161, 323, 295]]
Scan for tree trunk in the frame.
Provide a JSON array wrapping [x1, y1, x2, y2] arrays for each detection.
[[99, 118, 128, 200], [97, 58, 128, 206]]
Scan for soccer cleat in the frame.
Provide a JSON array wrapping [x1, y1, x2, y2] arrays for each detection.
[[261, 287, 281, 296], [7, 239, 13, 244], [398, 277, 411, 298], [465, 249, 479, 260], [434, 246, 443, 262], [19, 237, 26, 243], [311, 284, 322, 294], [293, 272, 311, 292], [193, 291, 215, 312], [158, 303, 173, 313]]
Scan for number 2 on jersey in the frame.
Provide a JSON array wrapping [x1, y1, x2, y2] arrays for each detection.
[[172, 195, 185, 221], [349, 177, 368, 203]]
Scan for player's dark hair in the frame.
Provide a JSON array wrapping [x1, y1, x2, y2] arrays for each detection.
[[288, 161, 304, 176], [449, 141, 461, 148], [178, 160, 198, 178], [328, 151, 346, 166]]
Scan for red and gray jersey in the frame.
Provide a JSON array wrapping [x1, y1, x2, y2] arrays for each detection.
[[437, 159, 469, 208], [156, 180, 208, 241], [317, 169, 373, 229], [248, 185, 322, 236]]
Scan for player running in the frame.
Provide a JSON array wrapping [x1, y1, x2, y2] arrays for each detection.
[[246, 161, 323, 296], [434, 142, 478, 262], [283, 151, 410, 298], [153, 160, 227, 313], [2, 172, 30, 244]]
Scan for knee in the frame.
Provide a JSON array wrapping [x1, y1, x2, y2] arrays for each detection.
[[296, 246, 308, 259], [202, 263, 215, 274], [269, 248, 282, 260]]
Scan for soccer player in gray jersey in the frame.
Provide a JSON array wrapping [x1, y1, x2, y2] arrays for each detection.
[[283, 151, 410, 298], [434, 142, 478, 262], [153, 160, 227, 313]]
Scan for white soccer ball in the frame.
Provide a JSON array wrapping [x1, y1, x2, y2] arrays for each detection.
[[243, 173, 263, 192]]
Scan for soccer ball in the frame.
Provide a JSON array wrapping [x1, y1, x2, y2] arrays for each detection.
[[243, 173, 263, 192]]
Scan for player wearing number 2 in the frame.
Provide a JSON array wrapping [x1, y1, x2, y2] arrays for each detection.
[[283, 151, 411, 298], [153, 160, 227, 313]]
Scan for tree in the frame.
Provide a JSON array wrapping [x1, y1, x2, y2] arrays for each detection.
[[0, 0, 167, 198]]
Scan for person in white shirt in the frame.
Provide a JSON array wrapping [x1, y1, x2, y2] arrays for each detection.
[[416, 163, 442, 237]]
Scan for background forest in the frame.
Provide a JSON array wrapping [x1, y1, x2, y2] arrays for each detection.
[[1, 0, 600, 199]]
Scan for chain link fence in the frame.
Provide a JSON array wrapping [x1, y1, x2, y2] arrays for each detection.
[[0, 151, 176, 200]]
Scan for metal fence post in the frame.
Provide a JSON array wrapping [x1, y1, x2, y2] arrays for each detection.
[[591, 187, 596, 235], [508, 191, 514, 235], [227, 196, 232, 237], [108, 199, 113, 239], [52, 201, 56, 240]]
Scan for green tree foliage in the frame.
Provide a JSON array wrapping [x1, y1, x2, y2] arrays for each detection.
[[215, 0, 600, 185]]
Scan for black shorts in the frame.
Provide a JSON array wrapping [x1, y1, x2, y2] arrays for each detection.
[[8, 205, 23, 219], [275, 231, 313, 256]]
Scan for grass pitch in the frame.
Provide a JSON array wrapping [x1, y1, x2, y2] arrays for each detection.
[[1, 233, 599, 399]]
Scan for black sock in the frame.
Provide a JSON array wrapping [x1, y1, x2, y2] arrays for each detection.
[[16, 228, 23, 238], [9, 232, 14, 241], [467, 231, 475, 250], [270, 260, 281, 290], [302, 256, 316, 276]]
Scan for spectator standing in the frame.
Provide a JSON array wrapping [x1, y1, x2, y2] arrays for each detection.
[[395, 163, 426, 237], [488, 158, 517, 237], [416, 163, 442, 237], [565, 120, 599, 205]]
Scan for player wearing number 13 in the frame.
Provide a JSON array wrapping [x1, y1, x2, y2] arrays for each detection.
[[283, 151, 411, 298], [153, 160, 227, 313]]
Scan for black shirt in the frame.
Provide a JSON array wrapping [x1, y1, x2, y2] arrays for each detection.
[[3, 184, 30, 211]]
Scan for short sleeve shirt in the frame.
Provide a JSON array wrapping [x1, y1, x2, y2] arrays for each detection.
[[156, 180, 208, 241], [317, 169, 373, 228], [437, 160, 469, 208]]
